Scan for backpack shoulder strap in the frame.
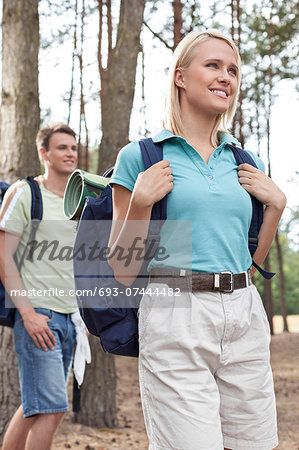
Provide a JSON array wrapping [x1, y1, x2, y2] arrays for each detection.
[[0, 181, 11, 211], [228, 144, 275, 279], [139, 138, 163, 169], [19, 177, 43, 265], [227, 144, 257, 167], [0, 181, 10, 197], [25, 176, 43, 220], [139, 138, 167, 221], [139, 138, 167, 260], [102, 167, 114, 178]]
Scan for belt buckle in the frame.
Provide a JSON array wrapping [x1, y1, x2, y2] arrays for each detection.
[[220, 271, 234, 293]]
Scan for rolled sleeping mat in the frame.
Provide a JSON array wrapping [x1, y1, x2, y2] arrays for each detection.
[[64, 169, 110, 220]]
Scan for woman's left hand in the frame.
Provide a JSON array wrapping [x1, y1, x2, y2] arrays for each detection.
[[237, 163, 286, 210]]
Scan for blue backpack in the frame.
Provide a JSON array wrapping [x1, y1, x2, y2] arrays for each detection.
[[0, 177, 43, 327], [73, 139, 274, 357]]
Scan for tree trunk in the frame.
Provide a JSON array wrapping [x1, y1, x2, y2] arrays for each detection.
[[274, 232, 289, 332], [73, 335, 118, 427], [77, 0, 89, 171], [0, 0, 40, 441], [262, 0, 279, 336], [263, 254, 274, 335], [68, 0, 79, 125], [173, 0, 183, 49], [0, 0, 40, 182], [0, 328, 20, 444], [98, 0, 146, 173], [77, 0, 145, 429], [231, 0, 244, 145]]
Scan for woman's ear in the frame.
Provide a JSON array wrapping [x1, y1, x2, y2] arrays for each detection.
[[174, 68, 185, 88]]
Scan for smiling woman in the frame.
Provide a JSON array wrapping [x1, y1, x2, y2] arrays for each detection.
[[164, 30, 242, 152], [174, 38, 239, 159], [107, 29, 285, 450]]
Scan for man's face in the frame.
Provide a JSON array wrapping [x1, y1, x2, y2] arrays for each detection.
[[43, 132, 78, 176]]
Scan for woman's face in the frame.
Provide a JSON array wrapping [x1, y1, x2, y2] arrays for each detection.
[[175, 38, 239, 117]]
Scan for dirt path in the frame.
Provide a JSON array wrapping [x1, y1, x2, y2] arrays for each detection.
[[53, 332, 299, 450], [271, 333, 299, 449]]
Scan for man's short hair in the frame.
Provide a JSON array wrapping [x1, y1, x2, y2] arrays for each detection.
[[36, 123, 76, 151]]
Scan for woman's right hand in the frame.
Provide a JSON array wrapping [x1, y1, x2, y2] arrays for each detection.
[[131, 159, 174, 208]]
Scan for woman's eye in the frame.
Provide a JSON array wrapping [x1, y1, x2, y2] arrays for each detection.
[[207, 62, 218, 68], [229, 68, 237, 75]]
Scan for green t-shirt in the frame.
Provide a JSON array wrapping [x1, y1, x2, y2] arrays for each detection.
[[0, 181, 78, 313]]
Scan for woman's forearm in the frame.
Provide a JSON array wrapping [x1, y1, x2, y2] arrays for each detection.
[[108, 160, 173, 285], [108, 194, 153, 286]]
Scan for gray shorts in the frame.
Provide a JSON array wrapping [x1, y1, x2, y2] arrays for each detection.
[[138, 283, 278, 450]]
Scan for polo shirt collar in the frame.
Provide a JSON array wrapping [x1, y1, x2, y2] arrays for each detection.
[[219, 133, 240, 146], [152, 129, 175, 143], [152, 129, 241, 147]]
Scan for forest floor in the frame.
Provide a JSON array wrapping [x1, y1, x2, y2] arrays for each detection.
[[53, 317, 299, 450]]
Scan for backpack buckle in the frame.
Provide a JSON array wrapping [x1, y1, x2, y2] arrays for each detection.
[[220, 271, 234, 293]]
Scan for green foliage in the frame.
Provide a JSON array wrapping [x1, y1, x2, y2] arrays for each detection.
[[89, 147, 99, 174], [145, 0, 298, 146], [241, 0, 299, 143], [254, 229, 299, 315]]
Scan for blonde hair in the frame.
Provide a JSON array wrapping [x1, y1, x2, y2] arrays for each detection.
[[163, 29, 242, 147]]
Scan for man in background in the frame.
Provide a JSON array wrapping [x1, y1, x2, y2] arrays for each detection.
[[0, 123, 79, 450]]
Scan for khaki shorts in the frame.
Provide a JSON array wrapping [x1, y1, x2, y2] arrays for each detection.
[[138, 283, 278, 450]]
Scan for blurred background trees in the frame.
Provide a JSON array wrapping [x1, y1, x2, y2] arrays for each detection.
[[0, 0, 40, 439], [0, 0, 298, 441]]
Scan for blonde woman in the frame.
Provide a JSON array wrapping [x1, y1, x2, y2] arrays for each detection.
[[108, 30, 285, 450]]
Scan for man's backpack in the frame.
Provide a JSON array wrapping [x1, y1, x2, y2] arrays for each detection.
[[73, 139, 274, 357], [0, 177, 43, 327]]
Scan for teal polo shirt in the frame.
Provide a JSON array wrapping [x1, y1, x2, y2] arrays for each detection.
[[110, 129, 265, 274]]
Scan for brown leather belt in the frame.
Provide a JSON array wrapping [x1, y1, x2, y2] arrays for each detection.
[[150, 268, 252, 293]]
